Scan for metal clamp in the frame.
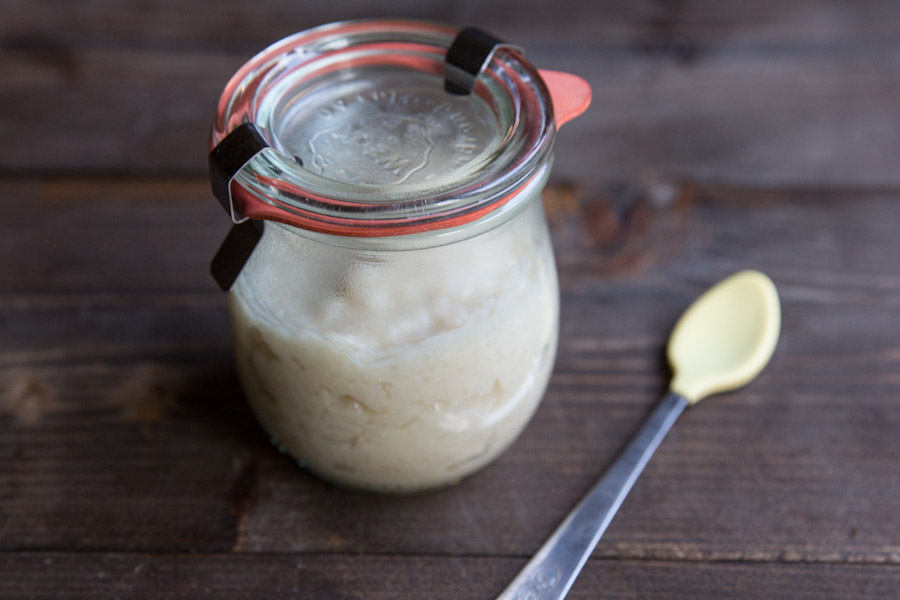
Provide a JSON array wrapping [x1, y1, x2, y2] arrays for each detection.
[[208, 123, 271, 291], [444, 27, 523, 95], [208, 122, 270, 223], [209, 219, 264, 292], [208, 29, 524, 290]]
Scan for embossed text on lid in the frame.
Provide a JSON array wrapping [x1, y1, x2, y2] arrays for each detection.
[[210, 20, 555, 236], [272, 71, 499, 187]]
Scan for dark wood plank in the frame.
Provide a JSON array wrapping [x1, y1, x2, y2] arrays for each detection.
[[224, 356, 900, 562], [3, 4, 900, 184], [0, 178, 223, 294], [1, 553, 899, 600], [2, 296, 897, 560], [0, 202, 900, 562], [0, 360, 263, 552], [4, 0, 900, 52], [2, 182, 899, 561], [3, 3, 900, 596], [3, 178, 900, 296]]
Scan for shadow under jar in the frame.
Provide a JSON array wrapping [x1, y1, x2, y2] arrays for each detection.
[[209, 20, 583, 493]]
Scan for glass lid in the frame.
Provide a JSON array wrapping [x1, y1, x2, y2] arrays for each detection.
[[211, 19, 556, 236]]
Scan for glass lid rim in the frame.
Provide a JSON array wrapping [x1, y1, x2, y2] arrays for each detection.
[[210, 19, 556, 234]]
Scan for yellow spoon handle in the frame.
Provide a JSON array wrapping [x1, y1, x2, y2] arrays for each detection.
[[495, 391, 689, 600]]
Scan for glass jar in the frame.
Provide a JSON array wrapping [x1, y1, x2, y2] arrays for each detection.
[[209, 20, 590, 493]]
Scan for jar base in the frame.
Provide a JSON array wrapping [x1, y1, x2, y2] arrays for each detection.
[[267, 432, 466, 496]]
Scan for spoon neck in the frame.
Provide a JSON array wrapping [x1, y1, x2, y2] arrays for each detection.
[[669, 375, 702, 404]]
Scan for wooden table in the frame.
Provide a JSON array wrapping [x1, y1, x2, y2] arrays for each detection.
[[2, 2, 899, 598]]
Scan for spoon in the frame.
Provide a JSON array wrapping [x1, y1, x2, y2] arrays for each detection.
[[495, 270, 781, 600]]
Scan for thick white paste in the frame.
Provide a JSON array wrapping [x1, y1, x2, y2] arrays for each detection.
[[229, 201, 558, 492]]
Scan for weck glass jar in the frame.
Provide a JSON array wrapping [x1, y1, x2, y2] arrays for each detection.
[[208, 20, 590, 493]]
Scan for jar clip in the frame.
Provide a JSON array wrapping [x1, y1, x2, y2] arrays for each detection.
[[207, 25, 591, 292], [208, 122, 270, 291], [444, 27, 593, 129], [444, 27, 523, 95]]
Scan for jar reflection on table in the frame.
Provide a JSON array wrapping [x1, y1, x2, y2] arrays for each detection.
[[229, 191, 559, 493]]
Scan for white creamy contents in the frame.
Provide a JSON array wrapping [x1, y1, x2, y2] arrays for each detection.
[[230, 201, 559, 492]]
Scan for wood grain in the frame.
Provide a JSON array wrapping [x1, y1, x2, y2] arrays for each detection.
[[2, 3, 900, 597], [1, 180, 898, 565], [4, 1, 900, 51], [3, 177, 900, 295], [1, 553, 899, 600], [5, 347, 895, 562], [2, 3, 900, 185]]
